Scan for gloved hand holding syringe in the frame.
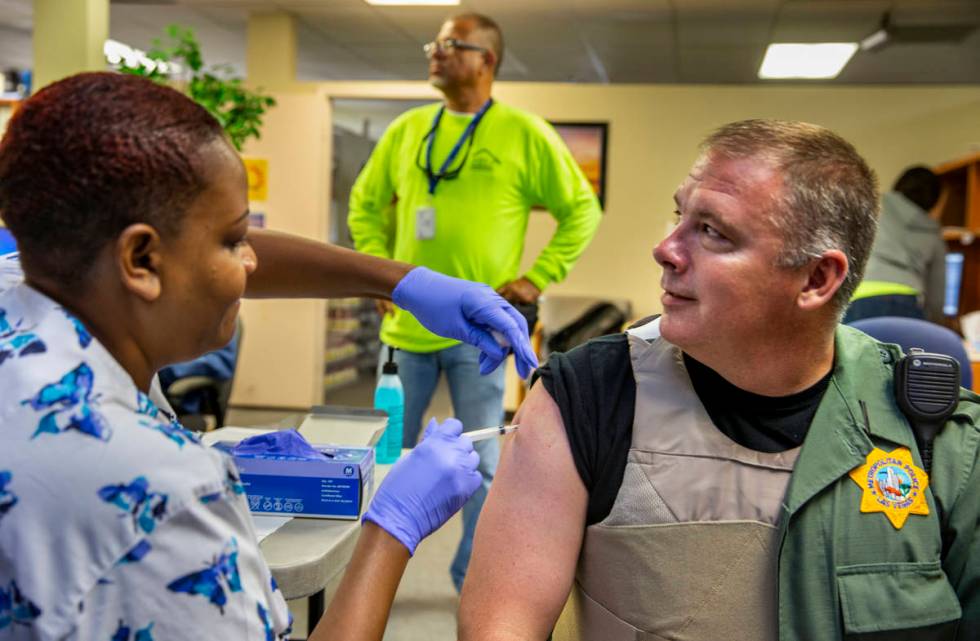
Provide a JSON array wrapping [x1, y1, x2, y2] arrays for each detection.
[[469, 329, 521, 444], [464, 424, 519, 442], [362, 418, 517, 554]]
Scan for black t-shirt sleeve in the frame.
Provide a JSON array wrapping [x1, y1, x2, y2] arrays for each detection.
[[532, 333, 636, 525]]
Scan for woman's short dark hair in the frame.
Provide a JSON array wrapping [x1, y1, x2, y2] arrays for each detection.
[[0, 72, 225, 286], [893, 166, 941, 212]]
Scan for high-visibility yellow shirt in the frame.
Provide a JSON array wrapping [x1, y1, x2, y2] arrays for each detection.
[[349, 101, 601, 353]]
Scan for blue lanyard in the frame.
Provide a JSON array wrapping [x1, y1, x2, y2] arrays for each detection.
[[425, 98, 493, 195]]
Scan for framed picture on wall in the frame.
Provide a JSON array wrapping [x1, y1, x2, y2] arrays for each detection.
[[550, 121, 608, 209]]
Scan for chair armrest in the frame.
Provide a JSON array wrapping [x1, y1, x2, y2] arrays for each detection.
[[165, 375, 220, 397]]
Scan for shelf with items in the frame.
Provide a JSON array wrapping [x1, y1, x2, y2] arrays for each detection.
[[324, 342, 359, 366], [935, 153, 980, 320], [935, 152, 980, 230], [323, 367, 359, 393], [323, 297, 382, 400]]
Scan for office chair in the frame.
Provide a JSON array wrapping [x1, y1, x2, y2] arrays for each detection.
[[162, 320, 243, 431], [0, 227, 16, 255], [848, 316, 972, 389]]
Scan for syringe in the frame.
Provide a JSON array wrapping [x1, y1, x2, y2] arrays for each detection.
[[463, 424, 520, 442]]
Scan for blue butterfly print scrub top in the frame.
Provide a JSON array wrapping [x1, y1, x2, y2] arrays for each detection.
[[0, 266, 290, 640]]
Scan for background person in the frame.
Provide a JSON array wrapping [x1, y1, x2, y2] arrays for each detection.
[[845, 165, 946, 323], [459, 120, 980, 641], [348, 12, 601, 591], [0, 71, 534, 641]]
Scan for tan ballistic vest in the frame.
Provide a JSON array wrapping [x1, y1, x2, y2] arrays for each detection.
[[554, 319, 801, 641]]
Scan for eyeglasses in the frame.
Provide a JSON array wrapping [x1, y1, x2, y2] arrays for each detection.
[[423, 38, 488, 58]]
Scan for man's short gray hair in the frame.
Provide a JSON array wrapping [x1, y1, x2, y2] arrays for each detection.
[[702, 119, 879, 312], [452, 13, 504, 75]]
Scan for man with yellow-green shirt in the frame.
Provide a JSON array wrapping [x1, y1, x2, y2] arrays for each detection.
[[348, 13, 601, 591]]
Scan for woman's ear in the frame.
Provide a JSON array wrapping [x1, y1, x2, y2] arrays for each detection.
[[115, 223, 163, 302], [797, 249, 849, 312]]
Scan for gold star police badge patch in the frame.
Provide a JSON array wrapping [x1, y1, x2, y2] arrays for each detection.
[[849, 447, 929, 529]]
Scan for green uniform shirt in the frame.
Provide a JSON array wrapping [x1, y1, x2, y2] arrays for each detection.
[[348, 101, 601, 353], [777, 325, 980, 639]]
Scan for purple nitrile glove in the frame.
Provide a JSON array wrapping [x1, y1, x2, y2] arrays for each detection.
[[363, 418, 481, 555], [392, 266, 539, 378]]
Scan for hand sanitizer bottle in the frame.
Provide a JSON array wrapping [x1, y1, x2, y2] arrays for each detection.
[[374, 346, 404, 464]]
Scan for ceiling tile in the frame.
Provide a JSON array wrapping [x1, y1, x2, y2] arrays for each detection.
[[110, 5, 248, 75], [679, 0, 778, 7], [507, 46, 596, 82], [345, 43, 426, 63], [774, 1, 892, 41], [891, 0, 980, 23], [839, 40, 980, 83], [608, 66, 676, 83], [583, 19, 674, 45], [567, 0, 672, 19], [367, 12, 451, 43], [677, 45, 767, 82], [591, 42, 675, 70], [0, 0, 976, 84], [677, 15, 775, 46], [296, 9, 416, 45], [605, 46, 678, 83]]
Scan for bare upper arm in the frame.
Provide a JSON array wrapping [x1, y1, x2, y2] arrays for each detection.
[[458, 380, 588, 641]]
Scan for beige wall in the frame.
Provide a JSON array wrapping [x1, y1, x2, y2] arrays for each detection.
[[233, 80, 980, 408], [33, 0, 108, 90], [493, 83, 980, 321], [231, 88, 330, 408]]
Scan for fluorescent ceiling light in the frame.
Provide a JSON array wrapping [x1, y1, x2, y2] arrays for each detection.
[[861, 12, 891, 52], [365, 0, 459, 5], [104, 39, 181, 74], [758, 43, 858, 80], [860, 28, 889, 51]]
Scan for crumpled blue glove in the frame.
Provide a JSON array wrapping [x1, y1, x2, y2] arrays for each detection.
[[392, 266, 538, 378], [362, 418, 481, 555]]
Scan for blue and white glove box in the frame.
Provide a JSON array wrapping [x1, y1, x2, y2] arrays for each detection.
[[213, 442, 375, 520]]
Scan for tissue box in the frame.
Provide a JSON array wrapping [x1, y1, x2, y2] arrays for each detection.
[[213, 442, 375, 520]]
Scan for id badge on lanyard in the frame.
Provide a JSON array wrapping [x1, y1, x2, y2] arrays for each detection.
[[418, 99, 493, 241], [416, 203, 436, 240]]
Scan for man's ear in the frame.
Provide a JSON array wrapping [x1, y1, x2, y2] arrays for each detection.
[[115, 223, 163, 302], [797, 249, 848, 311], [483, 50, 497, 75]]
